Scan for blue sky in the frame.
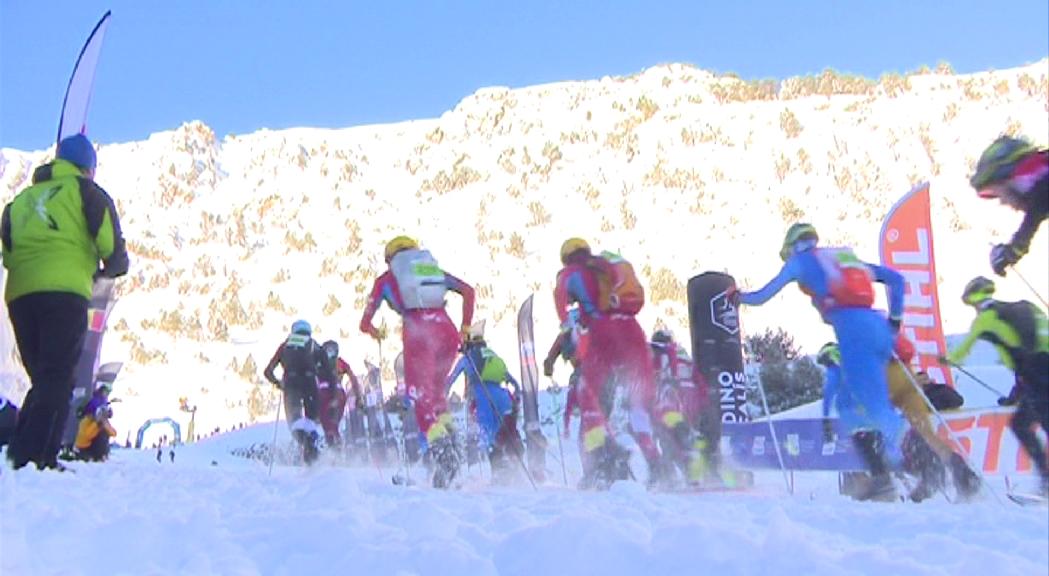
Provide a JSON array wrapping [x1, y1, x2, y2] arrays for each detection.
[[2, 1, 1047, 150]]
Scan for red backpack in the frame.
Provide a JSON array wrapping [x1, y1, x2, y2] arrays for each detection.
[[588, 251, 645, 315], [812, 247, 875, 309]]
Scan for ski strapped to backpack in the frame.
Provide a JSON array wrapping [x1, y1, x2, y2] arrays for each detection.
[[588, 251, 645, 314], [390, 248, 447, 309]]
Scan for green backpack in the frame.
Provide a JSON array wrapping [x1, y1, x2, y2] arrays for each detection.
[[479, 347, 509, 382]]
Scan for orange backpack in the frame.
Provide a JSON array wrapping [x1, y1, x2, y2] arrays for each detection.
[[588, 251, 645, 315]]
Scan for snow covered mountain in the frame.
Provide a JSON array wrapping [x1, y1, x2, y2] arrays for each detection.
[[0, 60, 1046, 437]]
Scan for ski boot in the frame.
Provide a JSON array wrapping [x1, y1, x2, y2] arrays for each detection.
[[598, 441, 633, 488], [686, 438, 712, 486], [851, 430, 898, 503], [652, 422, 695, 489], [907, 472, 943, 503], [856, 473, 898, 502], [488, 445, 513, 485], [579, 441, 632, 490], [293, 430, 321, 465], [646, 457, 675, 490], [948, 453, 980, 500], [33, 456, 73, 473], [901, 431, 945, 502], [430, 435, 461, 489]]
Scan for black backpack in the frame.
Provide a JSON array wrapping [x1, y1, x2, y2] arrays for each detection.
[[280, 334, 317, 379], [923, 384, 964, 411], [987, 300, 1042, 360]]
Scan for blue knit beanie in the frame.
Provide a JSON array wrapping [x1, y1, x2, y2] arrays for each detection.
[[57, 134, 97, 170]]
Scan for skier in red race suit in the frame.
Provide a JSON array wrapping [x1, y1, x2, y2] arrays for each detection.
[[316, 340, 362, 448], [649, 329, 719, 485], [359, 236, 475, 488], [554, 238, 661, 488]]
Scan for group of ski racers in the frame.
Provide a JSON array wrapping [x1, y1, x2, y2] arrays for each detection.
[[257, 134, 1046, 500], [3, 128, 1045, 504]]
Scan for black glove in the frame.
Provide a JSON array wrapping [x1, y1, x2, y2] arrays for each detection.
[[543, 357, 555, 378], [822, 418, 835, 444], [990, 243, 1021, 277], [888, 317, 902, 334]]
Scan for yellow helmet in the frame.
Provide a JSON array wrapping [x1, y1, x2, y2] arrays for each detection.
[[384, 235, 418, 262], [560, 237, 591, 264]]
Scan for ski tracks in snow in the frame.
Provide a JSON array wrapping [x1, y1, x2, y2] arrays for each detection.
[[2, 449, 1047, 576]]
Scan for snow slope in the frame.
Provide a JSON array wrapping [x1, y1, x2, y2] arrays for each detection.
[[2, 430, 1047, 576]]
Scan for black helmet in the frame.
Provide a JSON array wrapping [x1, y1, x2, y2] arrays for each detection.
[[652, 329, 674, 345], [816, 342, 840, 367], [962, 276, 995, 306], [322, 340, 339, 359], [971, 135, 1035, 192]]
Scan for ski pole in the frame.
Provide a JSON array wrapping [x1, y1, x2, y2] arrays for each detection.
[[368, 361, 388, 480], [550, 381, 569, 486], [373, 335, 390, 479], [268, 389, 284, 477], [461, 377, 476, 479], [892, 354, 1006, 507], [738, 313, 793, 495], [943, 359, 1007, 398], [376, 327, 385, 396], [465, 353, 538, 490], [754, 373, 793, 495], [1009, 266, 1048, 309], [987, 242, 1048, 309]]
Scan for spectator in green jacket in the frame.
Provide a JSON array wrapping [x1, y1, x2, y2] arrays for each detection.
[[2, 134, 129, 471]]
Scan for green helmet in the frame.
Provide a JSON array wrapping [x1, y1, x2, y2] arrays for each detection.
[[971, 135, 1035, 192], [962, 276, 995, 306], [780, 223, 818, 261], [816, 342, 841, 367]]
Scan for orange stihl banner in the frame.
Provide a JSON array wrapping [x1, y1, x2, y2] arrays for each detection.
[[937, 409, 1045, 475], [879, 183, 953, 386]]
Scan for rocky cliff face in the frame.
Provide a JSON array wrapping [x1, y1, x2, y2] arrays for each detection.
[[1, 61, 1045, 432]]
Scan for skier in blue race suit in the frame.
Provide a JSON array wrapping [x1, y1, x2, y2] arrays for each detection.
[[739, 223, 905, 501], [445, 323, 523, 479]]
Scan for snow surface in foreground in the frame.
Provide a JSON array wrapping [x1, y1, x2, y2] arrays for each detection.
[[2, 430, 1047, 576]]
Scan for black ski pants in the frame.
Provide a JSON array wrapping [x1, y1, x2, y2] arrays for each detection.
[[6, 292, 88, 469], [1012, 352, 1049, 478], [282, 377, 319, 426]]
